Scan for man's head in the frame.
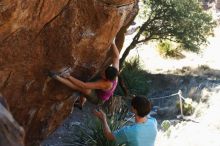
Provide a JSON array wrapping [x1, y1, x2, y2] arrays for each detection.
[[105, 66, 118, 81], [131, 95, 151, 117]]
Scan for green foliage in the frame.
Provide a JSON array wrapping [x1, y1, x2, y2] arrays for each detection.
[[139, 0, 216, 52], [157, 41, 185, 58], [176, 98, 198, 115], [161, 120, 171, 131], [120, 0, 216, 66], [62, 107, 130, 146], [117, 56, 149, 96], [161, 120, 172, 138], [62, 116, 115, 146]]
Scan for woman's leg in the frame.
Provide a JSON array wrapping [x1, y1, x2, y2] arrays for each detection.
[[55, 76, 92, 95], [79, 96, 87, 106], [74, 96, 87, 110], [55, 76, 81, 90], [53, 75, 100, 106]]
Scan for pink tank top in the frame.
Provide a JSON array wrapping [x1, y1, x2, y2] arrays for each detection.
[[96, 80, 117, 101]]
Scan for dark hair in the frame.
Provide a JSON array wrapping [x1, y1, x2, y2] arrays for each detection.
[[105, 66, 118, 81], [131, 95, 151, 117]]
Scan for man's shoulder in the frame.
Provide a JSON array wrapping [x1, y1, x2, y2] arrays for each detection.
[[118, 117, 157, 132], [148, 116, 157, 122], [115, 124, 138, 135]]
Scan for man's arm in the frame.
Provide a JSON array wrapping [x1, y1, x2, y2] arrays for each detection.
[[111, 40, 120, 71], [93, 109, 115, 141]]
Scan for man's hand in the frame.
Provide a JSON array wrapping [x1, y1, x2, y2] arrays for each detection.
[[93, 108, 107, 122], [93, 108, 116, 141]]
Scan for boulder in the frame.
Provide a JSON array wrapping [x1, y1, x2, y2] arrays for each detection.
[[0, 0, 138, 145], [0, 95, 25, 146]]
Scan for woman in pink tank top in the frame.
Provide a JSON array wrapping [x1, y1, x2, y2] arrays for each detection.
[[96, 79, 118, 101], [48, 40, 119, 109]]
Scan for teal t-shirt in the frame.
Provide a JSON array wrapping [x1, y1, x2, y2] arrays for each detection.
[[113, 117, 157, 146]]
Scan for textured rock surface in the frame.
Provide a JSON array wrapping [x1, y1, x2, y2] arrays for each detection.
[[0, 0, 138, 145], [0, 98, 25, 146]]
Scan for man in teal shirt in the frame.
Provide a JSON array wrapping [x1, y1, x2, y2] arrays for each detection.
[[94, 95, 158, 146]]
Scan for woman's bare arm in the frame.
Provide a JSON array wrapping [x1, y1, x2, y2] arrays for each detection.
[[111, 41, 120, 71]]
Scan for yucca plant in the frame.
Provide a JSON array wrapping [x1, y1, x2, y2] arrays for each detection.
[[62, 106, 131, 146], [116, 56, 149, 96]]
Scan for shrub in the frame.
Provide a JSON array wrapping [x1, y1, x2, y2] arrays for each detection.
[[116, 56, 149, 96], [176, 98, 198, 116], [161, 120, 171, 131], [62, 116, 116, 146], [157, 41, 185, 59], [62, 106, 131, 146]]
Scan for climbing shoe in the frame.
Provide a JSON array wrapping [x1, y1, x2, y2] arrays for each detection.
[[59, 67, 73, 78], [48, 71, 58, 79], [74, 100, 83, 110]]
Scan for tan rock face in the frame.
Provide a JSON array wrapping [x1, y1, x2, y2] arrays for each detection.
[[0, 0, 138, 145]]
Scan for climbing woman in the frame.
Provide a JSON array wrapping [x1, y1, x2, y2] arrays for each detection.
[[49, 40, 119, 109]]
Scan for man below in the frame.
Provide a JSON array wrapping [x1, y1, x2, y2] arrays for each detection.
[[94, 95, 158, 146]]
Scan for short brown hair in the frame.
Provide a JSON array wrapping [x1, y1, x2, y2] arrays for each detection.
[[131, 95, 151, 117]]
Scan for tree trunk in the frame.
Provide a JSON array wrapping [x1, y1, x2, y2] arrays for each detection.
[[120, 41, 137, 69]]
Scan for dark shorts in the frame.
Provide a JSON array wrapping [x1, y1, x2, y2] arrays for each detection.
[[85, 90, 105, 105]]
